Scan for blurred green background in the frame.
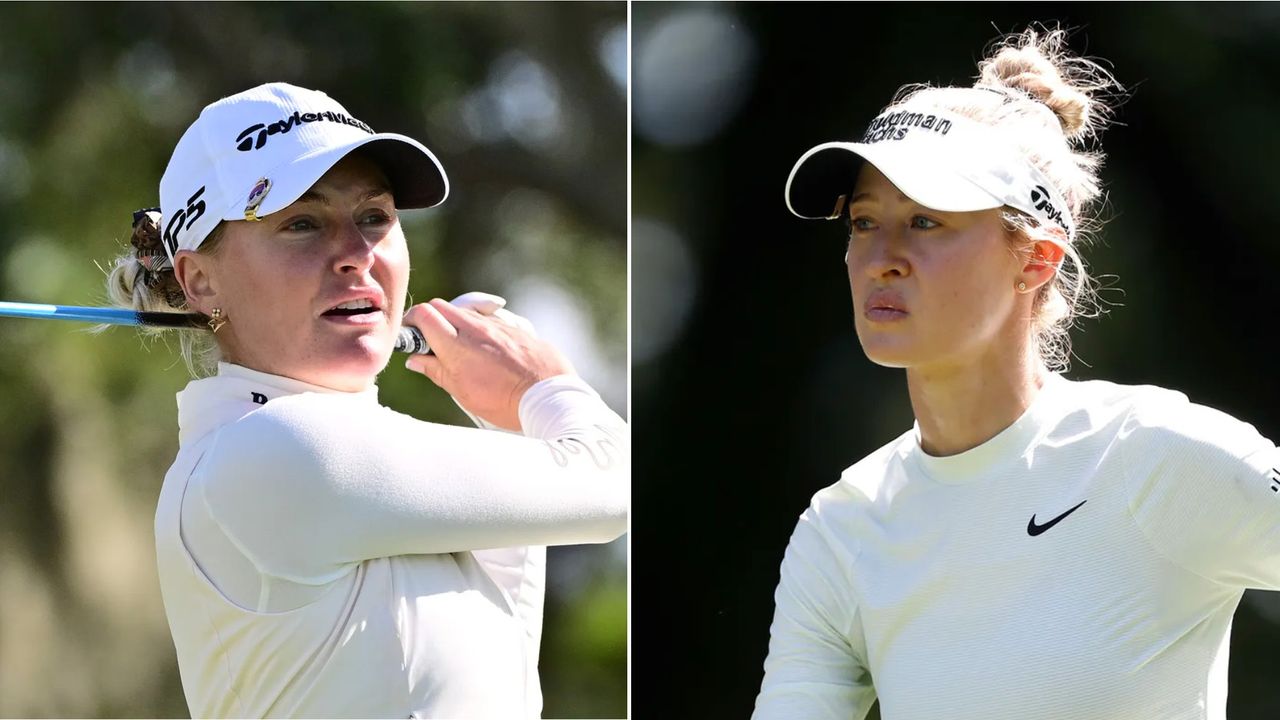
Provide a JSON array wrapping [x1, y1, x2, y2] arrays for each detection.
[[633, 2, 1280, 718], [0, 2, 625, 718]]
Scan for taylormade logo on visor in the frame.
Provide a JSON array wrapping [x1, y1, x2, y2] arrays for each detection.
[[1031, 185, 1068, 232], [235, 110, 374, 151]]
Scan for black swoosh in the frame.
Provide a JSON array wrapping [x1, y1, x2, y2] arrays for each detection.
[[1027, 500, 1087, 537]]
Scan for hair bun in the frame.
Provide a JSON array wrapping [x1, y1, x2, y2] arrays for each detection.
[[976, 27, 1116, 141], [130, 208, 165, 257]]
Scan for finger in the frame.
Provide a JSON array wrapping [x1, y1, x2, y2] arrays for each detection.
[[450, 291, 507, 315], [404, 301, 459, 352], [405, 352, 445, 386], [429, 297, 490, 333], [492, 307, 537, 335]]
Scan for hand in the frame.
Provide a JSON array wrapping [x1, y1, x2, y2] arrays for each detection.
[[438, 293, 535, 433], [403, 297, 574, 431], [446, 291, 538, 338]]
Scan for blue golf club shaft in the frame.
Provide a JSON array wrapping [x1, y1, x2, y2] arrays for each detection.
[[0, 301, 430, 354]]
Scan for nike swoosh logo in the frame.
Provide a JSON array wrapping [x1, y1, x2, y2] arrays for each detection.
[[1027, 500, 1087, 537]]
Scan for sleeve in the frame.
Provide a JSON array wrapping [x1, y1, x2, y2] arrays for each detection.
[[470, 545, 546, 654], [753, 508, 876, 720], [1121, 391, 1280, 589], [196, 374, 628, 583], [454, 384, 548, 659]]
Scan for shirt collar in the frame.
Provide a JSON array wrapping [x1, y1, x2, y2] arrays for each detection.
[[176, 362, 379, 446], [905, 372, 1068, 484]]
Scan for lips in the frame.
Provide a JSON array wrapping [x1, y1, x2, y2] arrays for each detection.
[[865, 289, 907, 313], [321, 290, 386, 318], [863, 288, 908, 324]]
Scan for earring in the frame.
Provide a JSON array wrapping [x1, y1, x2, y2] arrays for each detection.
[[208, 307, 228, 333], [1017, 281, 1027, 292]]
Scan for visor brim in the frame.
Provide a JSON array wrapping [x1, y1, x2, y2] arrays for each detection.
[[785, 141, 1001, 220]]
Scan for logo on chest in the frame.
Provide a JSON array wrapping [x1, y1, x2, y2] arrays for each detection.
[[1027, 499, 1087, 537]]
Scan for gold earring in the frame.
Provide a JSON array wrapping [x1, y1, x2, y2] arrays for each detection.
[[208, 307, 228, 333], [1017, 281, 1028, 292]]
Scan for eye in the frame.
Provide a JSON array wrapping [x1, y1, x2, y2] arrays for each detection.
[[850, 216, 876, 232], [359, 209, 393, 226], [282, 217, 318, 233], [910, 215, 940, 230]]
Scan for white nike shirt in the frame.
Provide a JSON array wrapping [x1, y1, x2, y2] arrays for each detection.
[[154, 362, 627, 719], [754, 373, 1280, 720]]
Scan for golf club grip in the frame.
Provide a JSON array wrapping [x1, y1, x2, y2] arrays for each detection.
[[394, 326, 432, 355], [137, 311, 208, 328]]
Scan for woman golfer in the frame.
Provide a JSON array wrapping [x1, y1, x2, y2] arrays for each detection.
[[104, 82, 626, 718], [755, 29, 1278, 720]]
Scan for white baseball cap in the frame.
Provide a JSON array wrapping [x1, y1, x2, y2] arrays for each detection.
[[785, 98, 1075, 243], [157, 82, 449, 261]]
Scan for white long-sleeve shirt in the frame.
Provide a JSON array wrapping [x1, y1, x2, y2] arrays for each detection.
[[154, 362, 627, 719], [754, 372, 1280, 720]]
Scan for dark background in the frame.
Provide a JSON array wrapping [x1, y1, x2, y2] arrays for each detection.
[[634, 3, 1280, 718], [0, 3, 625, 717]]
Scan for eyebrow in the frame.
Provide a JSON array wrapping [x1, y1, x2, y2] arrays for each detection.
[[295, 186, 393, 206], [850, 191, 912, 204]]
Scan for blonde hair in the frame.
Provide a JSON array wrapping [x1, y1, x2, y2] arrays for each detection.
[[100, 214, 227, 377], [889, 26, 1122, 372]]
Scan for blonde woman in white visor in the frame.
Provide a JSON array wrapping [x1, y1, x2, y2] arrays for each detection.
[[103, 82, 626, 718], [754, 29, 1279, 720]]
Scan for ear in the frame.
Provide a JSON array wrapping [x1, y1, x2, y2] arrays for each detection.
[[173, 249, 220, 315], [1018, 236, 1066, 293]]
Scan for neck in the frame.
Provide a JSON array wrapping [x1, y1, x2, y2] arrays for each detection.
[[906, 337, 1047, 458]]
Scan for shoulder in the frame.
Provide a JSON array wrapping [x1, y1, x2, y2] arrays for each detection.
[[206, 394, 324, 467], [1044, 374, 1264, 454], [214, 392, 406, 455], [1107, 380, 1270, 462], [786, 430, 914, 563], [827, 428, 916, 510], [1046, 374, 1164, 431], [197, 393, 408, 504], [1056, 377, 1275, 493]]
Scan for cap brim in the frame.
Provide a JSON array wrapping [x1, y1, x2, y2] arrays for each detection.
[[785, 141, 1000, 220], [226, 132, 449, 221]]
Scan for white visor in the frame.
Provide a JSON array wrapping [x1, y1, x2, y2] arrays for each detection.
[[785, 103, 1074, 242]]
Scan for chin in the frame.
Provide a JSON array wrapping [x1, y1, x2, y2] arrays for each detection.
[[864, 353, 915, 370], [856, 333, 920, 369], [308, 335, 394, 391]]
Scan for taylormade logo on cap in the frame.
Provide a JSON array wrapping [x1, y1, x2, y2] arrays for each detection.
[[235, 110, 374, 152], [156, 81, 449, 264]]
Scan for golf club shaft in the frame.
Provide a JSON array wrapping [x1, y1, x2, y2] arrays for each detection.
[[0, 302, 431, 355]]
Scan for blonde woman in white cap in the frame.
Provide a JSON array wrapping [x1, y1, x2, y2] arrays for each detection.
[[103, 82, 626, 718], [755, 28, 1279, 720]]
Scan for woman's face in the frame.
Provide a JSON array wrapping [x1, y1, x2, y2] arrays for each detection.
[[183, 152, 409, 391], [845, 163, 1026, 372]]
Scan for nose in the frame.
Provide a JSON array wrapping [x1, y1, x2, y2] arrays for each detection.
[[857, 229, 910, 281], [332, 219, 376, 275]]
